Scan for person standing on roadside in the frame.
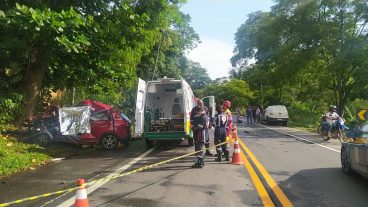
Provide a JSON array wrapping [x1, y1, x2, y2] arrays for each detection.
[[256, 107, 261, 124], [246, 106, 253, 124], [222, 100, 232, 161], [252, 106, 257, 124], [212, 105, 230, 162], [192, 107, 209, 168], [190, 99, 213, 156]]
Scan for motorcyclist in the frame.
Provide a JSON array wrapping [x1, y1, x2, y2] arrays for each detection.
[[324, 105, 340, 135]]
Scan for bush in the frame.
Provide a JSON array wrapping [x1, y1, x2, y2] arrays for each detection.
[[0, 93, 24, 130]]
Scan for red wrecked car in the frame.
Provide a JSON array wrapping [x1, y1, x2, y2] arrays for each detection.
[[31, 100, 131, 150]]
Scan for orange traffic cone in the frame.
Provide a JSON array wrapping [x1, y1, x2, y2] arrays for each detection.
[[231, 128, 239, 140], [231, 138, 243, 165], [75, 179, 89, 207]]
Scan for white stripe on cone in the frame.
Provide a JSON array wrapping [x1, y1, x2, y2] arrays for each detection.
[[76, 189, 88, 200], [234, 148, 240, 153]]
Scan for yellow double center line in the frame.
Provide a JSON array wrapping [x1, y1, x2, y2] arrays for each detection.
[[238, 138, 293, 207]]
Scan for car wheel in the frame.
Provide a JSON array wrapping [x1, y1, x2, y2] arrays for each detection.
[[33, 132, 52, 147], [145, 138, 154, 149], [101, 134, 119, 150], [283, 121, 288, 126], [188, 138, 194, 146], [341, 147, 352, 174]]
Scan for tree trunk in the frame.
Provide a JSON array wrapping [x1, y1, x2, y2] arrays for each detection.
[[23, 46, 47, 121]]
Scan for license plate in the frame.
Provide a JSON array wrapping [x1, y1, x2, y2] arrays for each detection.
[[277, 119, 283, 121]]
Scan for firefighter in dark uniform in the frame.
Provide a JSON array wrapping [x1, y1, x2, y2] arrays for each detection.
[[190, 99, 213, 156], [212, 105, 230, 162], [192, 106, 209, 168]]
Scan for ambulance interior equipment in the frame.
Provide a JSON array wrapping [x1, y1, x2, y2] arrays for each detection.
[[144, 82, 185, 133]]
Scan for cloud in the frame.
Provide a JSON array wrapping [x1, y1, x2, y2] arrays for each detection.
[[186, 37, 233, 79]]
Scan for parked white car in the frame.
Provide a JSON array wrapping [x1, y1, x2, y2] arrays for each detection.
[[262, 105, 289, 125]]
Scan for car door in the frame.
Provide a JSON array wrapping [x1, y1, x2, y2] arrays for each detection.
[[349, 142, 367, 173], [90, 110, 112, 139], [134, 79, 146, 137], [113, 111, 129, 138]]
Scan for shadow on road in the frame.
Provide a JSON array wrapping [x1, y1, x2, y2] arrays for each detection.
[[278, 167, 368, 207]]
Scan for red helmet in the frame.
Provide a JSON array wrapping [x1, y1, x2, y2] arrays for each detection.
[[223, 100, 231, 108]]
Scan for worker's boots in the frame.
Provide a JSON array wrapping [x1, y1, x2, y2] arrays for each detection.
[[192, 157, 204, 168], [215, 153, 223, 162], [225, 153, 230, 161]]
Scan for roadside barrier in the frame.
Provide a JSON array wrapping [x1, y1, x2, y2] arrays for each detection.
[[0, 140, 232, 207]]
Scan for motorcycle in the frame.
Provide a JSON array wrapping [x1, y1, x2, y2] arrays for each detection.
[[321, 117, 348, 142]]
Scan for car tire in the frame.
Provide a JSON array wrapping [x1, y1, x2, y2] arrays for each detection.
[[145, 138, 154, 149], [341, 147, 352, 174], [33, 132, 52, 147], [283, 121, 288, 126], [188, 138, 194, 146], [101, 134, 119, 150]]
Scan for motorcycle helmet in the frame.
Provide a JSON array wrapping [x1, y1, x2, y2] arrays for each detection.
[[330, 105, 337, 112]]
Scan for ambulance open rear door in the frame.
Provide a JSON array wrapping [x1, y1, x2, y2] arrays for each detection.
[[134, 79, 146, 137]]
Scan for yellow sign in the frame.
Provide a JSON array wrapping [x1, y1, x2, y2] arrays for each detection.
[[357, 109, 367, 121]]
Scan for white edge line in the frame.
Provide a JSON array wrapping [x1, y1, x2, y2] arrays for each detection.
[[55, 147, 156, 207], [255, 124, 340, 153]]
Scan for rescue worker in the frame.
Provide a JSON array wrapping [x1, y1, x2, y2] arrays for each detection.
[[222, 100, 232, 161], [212, 106, 230, 162], [223, 100, 233, 136], [190, 99, 213, 156], [192, 106, 209, 168]]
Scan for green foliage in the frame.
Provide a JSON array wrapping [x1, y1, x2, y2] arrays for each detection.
[[0, 0, 203, 122], [231, 0, 368, 127], [180, 58, 212, 91], [198, 79, 253, 109], [0, 93, 24, 128]]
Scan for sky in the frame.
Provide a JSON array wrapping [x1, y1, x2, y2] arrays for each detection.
[[181, 0, 275, 79]]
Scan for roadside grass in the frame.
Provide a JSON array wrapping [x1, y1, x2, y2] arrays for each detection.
[[0, 133, 100, 178], [288, 110, 319, 133], [288, 121, 316, 133]]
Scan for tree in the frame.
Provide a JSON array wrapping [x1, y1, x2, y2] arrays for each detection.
[[197, 79, 253, 109], [0, 0, 199, 121], [180, 58, 212, 91], [232, 0, 368, 115]]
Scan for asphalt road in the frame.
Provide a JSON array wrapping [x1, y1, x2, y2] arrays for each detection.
[[1, 122, 368, 207]]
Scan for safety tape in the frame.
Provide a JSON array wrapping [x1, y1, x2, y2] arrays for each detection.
[[0, 140, 234, 207]]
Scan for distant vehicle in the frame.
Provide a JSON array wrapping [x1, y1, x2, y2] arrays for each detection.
[[30, 104, 131, 150], [134, 77, 214, 148], [341, 122, 368, 178], [261, 105, 289, 125]]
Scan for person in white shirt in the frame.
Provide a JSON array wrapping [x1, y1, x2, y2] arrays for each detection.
[[324, 105, 340, 133]]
